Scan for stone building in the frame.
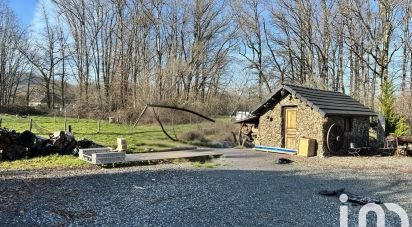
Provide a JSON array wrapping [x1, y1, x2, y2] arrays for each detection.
[[237, 84, 377, 156]]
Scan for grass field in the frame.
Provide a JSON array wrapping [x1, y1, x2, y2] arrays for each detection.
[[0, 154, 93, 170], [0, 115, 232, 170], [0, 115, 217, 151]]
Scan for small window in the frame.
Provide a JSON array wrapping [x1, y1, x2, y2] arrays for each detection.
[[344, 118, 353, 132]]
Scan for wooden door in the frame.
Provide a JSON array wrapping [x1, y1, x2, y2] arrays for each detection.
[[284, 107, 297, 150]]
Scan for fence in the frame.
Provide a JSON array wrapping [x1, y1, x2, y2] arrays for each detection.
[[0, 114, 136, 136]]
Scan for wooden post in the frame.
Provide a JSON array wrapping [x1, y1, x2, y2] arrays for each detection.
[[68, 125, 72, 133], [0, 118, 2, 127], [64, 110, 67, 130], [97, 120, 101, 133], [29, 119, 33, 132], [77, 115, 80, 122], [133, 104, 148, 127]]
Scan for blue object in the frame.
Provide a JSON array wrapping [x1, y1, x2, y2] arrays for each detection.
[[255, 145, 297, 154]]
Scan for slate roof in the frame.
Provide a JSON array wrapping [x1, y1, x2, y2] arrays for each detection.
[[251, 84, 377, 118]]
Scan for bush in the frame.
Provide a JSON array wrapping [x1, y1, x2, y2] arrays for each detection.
[[378, 81, 396, 135], [179, 130, 207, 142], [395, 115, 410, 136], [64, 102, 110, 119], [378, 81, 411, 136], [0, 104, 46, 115], [178, 122, 238, 145]]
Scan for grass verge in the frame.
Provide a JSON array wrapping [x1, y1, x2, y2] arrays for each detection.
[[192, 161, 220, 168], [0, 155, 94, 170]]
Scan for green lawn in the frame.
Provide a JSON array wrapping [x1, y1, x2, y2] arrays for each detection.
[[0, 154, 93, 170], [0, 115, 207, 151], [0, 115, 230, 170]]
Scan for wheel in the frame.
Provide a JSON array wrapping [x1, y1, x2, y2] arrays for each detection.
[[326, 123, 344, 154]]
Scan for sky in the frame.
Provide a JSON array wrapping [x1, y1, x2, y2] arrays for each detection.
[[2, 0, 404, 93], [6, 0, 38, 29]]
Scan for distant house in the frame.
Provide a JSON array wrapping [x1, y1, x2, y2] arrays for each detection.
[[28, 95, 43, 107], [236, 84, 378, 156], [234, 111, 250, 121], [29, 95, 62, 109]]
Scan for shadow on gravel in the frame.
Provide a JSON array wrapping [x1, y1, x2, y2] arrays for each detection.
[[0, 168, 410, 226], [222, 154, 269, 159]]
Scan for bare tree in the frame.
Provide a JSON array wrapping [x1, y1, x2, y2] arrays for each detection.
[[0, 3, 29, 106], [235, 0, 272, 100], [20, 3, 62, 109]]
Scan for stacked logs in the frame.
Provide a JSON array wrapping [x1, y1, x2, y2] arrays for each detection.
[[0, 129, 36, 161], [0, 128, 78, 161], [398, 136, 412, 145]]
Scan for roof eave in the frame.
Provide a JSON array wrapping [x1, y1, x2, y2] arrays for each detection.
[[324, 113, 378, 117], [234, 115, 259, 124], [250, 86, 285, 114]]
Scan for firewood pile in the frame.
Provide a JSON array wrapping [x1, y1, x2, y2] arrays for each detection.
[[0, 128, 101, 161]]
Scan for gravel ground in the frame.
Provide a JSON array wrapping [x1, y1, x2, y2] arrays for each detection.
[[1, 148, 412, 226]]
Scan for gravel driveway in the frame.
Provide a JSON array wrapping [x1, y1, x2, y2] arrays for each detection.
[[1, 148, 412, 226]]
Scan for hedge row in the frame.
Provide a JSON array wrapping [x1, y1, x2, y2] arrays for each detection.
[[0, 104, 46, 116]]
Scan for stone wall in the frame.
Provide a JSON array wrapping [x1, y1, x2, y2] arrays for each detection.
[[253, 93, 371, 156], [254, 94, 324, 155]]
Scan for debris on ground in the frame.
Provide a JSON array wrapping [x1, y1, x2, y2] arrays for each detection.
[[318, 188, 382, 205], [318, 188, 345, 196], [0, 127, 104, 161], [133, 186, 146, 190], [73, 138, 104, 155], [277, 158, 293, 164], [49, 131, 77, 154]]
